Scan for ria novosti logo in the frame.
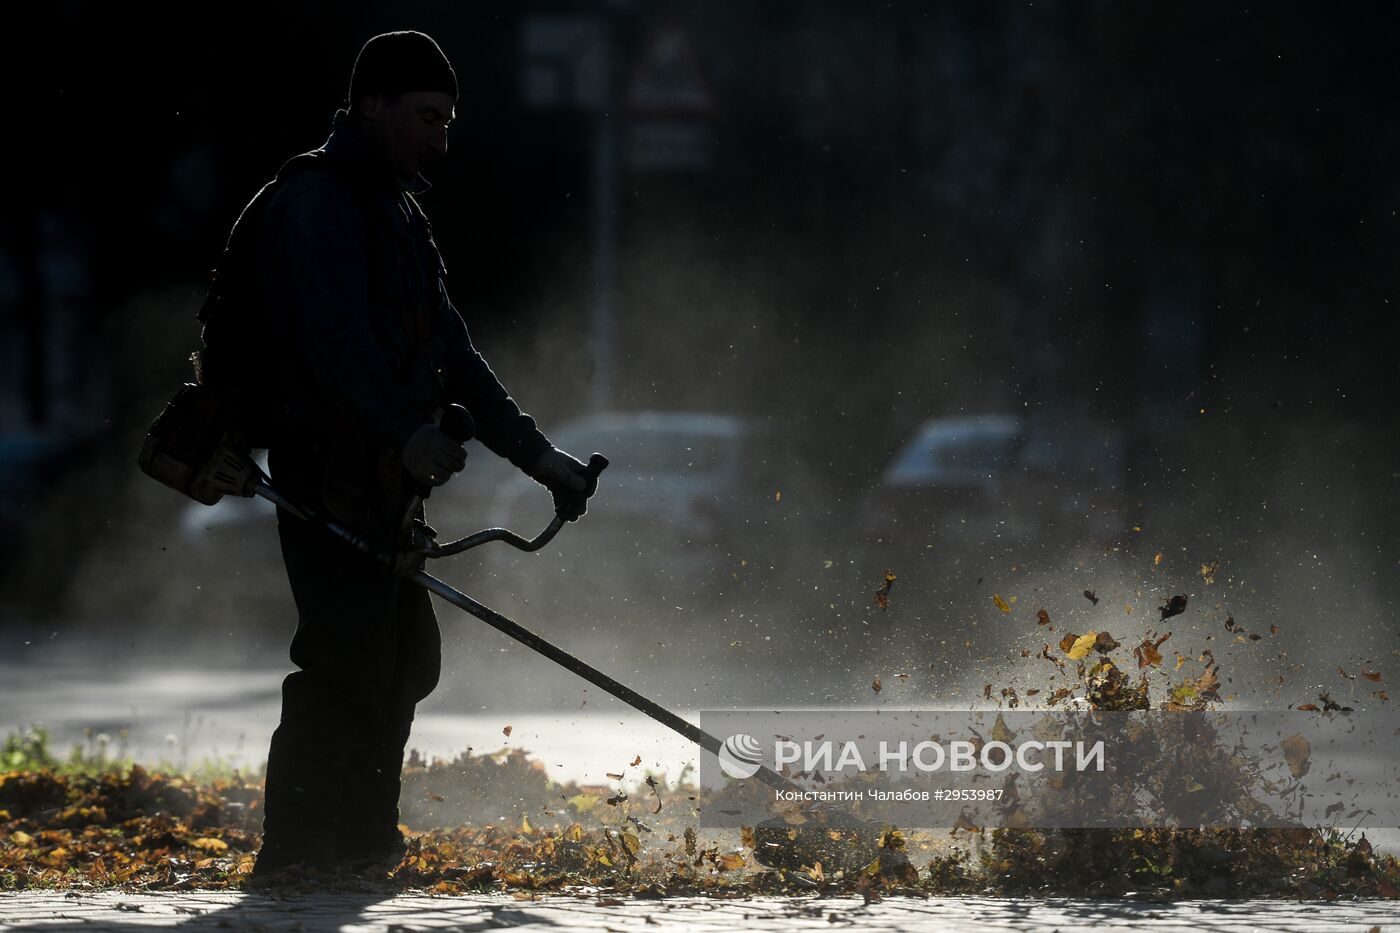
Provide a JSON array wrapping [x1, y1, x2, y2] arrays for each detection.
[[717, 733, 763, 779]]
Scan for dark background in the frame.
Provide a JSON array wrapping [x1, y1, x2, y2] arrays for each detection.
[[2, 1, 1396, 704]]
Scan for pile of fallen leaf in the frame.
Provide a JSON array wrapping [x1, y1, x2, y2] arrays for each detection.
[[3, 569, 1399, 898], [3, 751, 1395, 899], [4, 722, 1397, 898]]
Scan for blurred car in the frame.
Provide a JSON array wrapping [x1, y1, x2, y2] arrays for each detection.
[[857, 413, 1126, 554], [483, 410, 832, 608]]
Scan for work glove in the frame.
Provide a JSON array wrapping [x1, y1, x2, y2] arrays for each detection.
[[401, 423, 467, 488], [530, 446, 595, 521]]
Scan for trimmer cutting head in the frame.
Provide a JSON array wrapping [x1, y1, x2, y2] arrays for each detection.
[[751, 806, 885, 873]]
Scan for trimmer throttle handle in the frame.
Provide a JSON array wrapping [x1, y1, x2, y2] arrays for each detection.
[[410, 404, 476, 501], [583, 453, 609, 497], [440, 404, 475, 444]]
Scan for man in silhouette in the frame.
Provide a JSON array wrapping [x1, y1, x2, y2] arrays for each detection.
[[234, 30, 596, 880]]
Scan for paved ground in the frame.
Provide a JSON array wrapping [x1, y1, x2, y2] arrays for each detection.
[[2, 892, 1398, 932]]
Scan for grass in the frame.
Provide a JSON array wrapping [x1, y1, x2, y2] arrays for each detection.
[[2, 726, 260, 784]]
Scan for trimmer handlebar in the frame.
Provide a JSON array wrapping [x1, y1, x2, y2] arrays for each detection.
[[395, 403, 607, 557], [424, 453, 608, 557], [256, 403, 607, 564]]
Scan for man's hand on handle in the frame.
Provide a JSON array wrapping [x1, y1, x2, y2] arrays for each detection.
[[530, 447, 597, 521], [402, 423, 467, 487]]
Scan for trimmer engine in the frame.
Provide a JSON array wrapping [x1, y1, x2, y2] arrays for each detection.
[[137, 383, 261, 505]]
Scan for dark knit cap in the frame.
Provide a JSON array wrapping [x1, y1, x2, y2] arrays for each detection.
[[348, 30, 458, 104]]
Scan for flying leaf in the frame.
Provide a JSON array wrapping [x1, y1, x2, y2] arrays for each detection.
[[1281, 733, 1311, 778], [1318, 692, 1354, 712], [871, 675, 883, 694], [1094, 632, 1121, 653], [1154, 552, 1163, 566], [1200, 560, 1220, 584], [1135, 638, 1163, 668], [993, 594, 1011, 613], [718, 852, 745, 871], [502, 725, 513, 738], [645, 775, 663, 814], [1037, 609, 1051, 626], [874, 571, 896, 610], [1083, 590, 1099, 605], [1159, 595, 1188, 620], [1066, 632, 1097, 661]]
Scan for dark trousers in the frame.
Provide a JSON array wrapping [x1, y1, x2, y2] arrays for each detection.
[[257, 502, 441, 867]]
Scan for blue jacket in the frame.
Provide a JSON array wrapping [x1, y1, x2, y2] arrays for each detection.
[[255, 110, 551, 533]]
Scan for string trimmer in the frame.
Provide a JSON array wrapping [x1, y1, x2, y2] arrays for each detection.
[[139, 387, 880, 871]]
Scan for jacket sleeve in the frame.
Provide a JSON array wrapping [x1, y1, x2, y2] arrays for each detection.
[[434, 291, 553, 473], [259, 174, 430, 454]]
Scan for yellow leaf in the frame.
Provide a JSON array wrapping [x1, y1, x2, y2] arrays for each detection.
[[1184, 781, 1204, 792], [10, 830, 32, 846], [1066, 632, 1097, 660], [718, 852, 745, 871], [1154, 552, 1163, 566], [569, 793, 601, 814], [521, 814, 533, 835], [993, 594, 1011, 613], [191, 837, 228, 853]]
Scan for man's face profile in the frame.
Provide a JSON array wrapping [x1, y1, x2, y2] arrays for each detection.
[[357, 90, 456, 179]]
